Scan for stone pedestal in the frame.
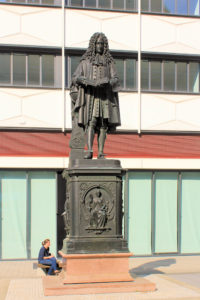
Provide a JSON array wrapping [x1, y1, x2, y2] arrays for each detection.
[[59, 251, 133, 284], [61, 159, 129, 254]]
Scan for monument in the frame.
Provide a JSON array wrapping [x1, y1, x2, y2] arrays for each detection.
[[43, 33, 156, 296]]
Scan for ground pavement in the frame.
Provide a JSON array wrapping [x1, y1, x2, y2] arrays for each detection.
[[1, 256, 200, 300]]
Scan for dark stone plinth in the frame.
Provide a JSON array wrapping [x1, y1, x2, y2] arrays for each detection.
[[61, 159, 129, 254]]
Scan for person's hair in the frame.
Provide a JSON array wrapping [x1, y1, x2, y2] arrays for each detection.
[[42, 239, 50, 246], [81, 32, 114, 64]]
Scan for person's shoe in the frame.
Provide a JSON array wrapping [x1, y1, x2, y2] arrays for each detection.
[[84, 150, 93, 159]]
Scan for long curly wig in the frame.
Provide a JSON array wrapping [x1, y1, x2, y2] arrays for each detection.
[[81, 32, 114, 64]]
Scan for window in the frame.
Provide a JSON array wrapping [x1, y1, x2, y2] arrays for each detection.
[[151, 60, 161, 90], [67, 55, 137, 91], [67, 0, 136, 11], [128, 171, 200, 255], [164, 61, 175, 91], [13, 54, 26, 85], [0, 52, 61, 88], [0, 0, 61, 5], [189, 62, 199, 92], [177, 62, 187, 92], [151, 0, 162, 12], [142, 0, 200, 16], [0, 54, 10, 84], [142, 59, 200, 93]]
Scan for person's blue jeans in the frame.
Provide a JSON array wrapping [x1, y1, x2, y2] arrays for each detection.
[[39, 257, 57, 275]]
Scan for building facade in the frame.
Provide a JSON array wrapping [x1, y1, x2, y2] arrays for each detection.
[[0, 0, 200, 259]]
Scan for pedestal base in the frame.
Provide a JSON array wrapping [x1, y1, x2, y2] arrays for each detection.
[[43, 252, 156, 296], [59, 251, 133, 284], [43, 277, 156, 296]]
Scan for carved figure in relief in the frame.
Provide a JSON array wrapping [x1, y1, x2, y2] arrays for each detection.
[[70, 32, 121, 159], [89, 190, 108, 228]]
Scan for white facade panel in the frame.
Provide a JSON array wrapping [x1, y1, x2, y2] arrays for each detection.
[[142, 15, 200, 54], [118, 93, 138, 130], [1, 156, 200, 170], [141, 93, 200, 131], [66, 9, 138, 51], [0, 5, 62, 46], [65, 91, 139, 131], [0, 88, 63, 128]]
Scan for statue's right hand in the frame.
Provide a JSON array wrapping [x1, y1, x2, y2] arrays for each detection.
[[76, 76, 86, 85]]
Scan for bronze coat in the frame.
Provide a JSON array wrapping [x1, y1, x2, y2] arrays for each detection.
[[70, 58, 121, 131]]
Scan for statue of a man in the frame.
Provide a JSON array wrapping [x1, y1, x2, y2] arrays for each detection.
[[70, 32, 121, 159]]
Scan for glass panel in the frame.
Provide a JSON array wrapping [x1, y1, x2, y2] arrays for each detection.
[[189, 62, 199, 93], [141, 0, 149, 11], [42, 0, 55, 4], [126, 59, 136, 89], [164, 0, 175, 13], [177, 0, 188, 14], [85, 0, 96, 7], [1, 172, 27, 259], [128, 172, 152, 255], [141, 60, 149, 90], [70, 0, 83, 6], [71, 56, 81, 78], [99, 0, 111, 8], [151, 0, 162, 12], [154, 172, 178, 253], [189, 0, 199, 15], [27, 0, 40, 3], [177, 62, 187, 91], [30, 171, 56, 259], [115, 59, 124, 88], [151, 61, 161, 90], [13, 54, 26, 85], [163, 61, 175, 91], [28, 55, 40, 86], [126, 0, 135, 10], [181, 172, 200, 253], [113, 0, 124, 9], [0, 54, 10, 84], [42, 55, 54, 86]]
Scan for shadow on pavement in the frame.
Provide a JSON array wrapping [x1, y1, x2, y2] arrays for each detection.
[[130, 258, 176, 276]]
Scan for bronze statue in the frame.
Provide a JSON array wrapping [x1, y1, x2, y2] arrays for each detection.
[[70, 32, 121, 159]]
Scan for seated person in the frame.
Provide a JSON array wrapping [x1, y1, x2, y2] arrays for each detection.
[[38, 238, 59, 276]]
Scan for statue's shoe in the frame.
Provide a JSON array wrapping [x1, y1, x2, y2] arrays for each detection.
[[84, 151, 93, 159], [97, 152, 106, 159]]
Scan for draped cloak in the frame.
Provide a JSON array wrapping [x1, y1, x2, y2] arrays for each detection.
[[70, 57, 121, 132]]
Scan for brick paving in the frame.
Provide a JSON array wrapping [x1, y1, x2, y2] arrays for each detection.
[[1, 257, 200, 300]]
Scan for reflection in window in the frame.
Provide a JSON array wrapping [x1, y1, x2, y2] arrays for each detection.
[[189, 0, 199, 15], [177, 62, 187, 91], [163, 61, 175, 91], [141, 0, 149, 11], [141, 60, 149, 90], [28, 55, 40, 86], [99, 0, 110, 8], [71, 56, 81, 79], [113, 0, 124, 10], [13, 54, 26, 85], [151, 61, 161, 90], [126, 59, 136, 89], [115, 59, 124, 88], [163, 0, 175, 13], [151, 0, 162, 12], [85, 0, 96, 7], [70, 0, 83, 6], [126, 0, 136, 10], [42, 55, 54, 86], [0, 54, 10, 84], [177, 0, 188, 15], [189, 62, 199, 93]]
